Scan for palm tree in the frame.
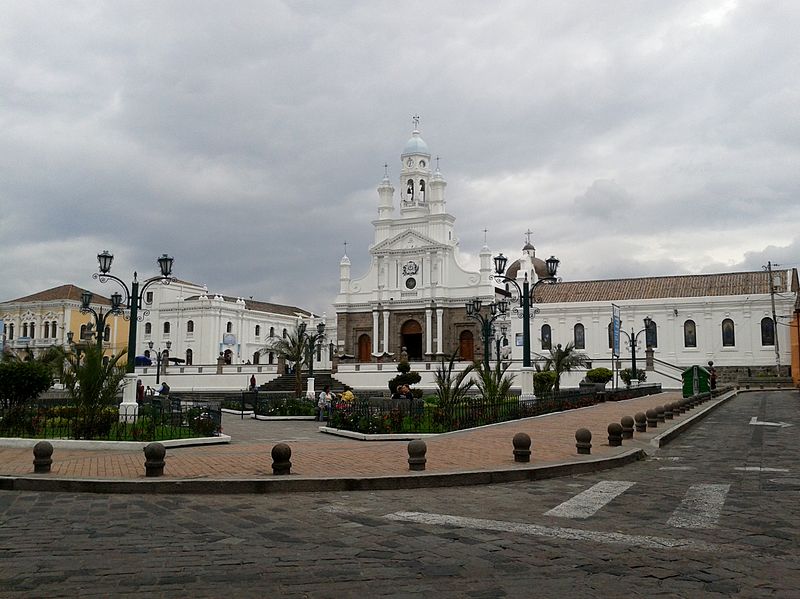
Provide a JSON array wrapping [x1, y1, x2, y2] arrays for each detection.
[[474, 359, 515, 403], [433, 351, 476, 408], [538, 342, 591, 393], [263, 324, 307, 397]]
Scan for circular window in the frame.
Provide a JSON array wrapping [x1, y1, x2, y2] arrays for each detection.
[[405, 277, 417, 290]]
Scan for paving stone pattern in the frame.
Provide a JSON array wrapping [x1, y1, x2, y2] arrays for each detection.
[[0, 391, 798, 597]]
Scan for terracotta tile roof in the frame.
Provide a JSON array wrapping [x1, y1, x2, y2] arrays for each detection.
[[1, 284, 111, 305], [531, 270, 791, 304], [183, 295, 311, 317]]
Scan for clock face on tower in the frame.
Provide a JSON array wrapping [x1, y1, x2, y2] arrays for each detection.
[[405, 277, 417, 290], [406, 158, 414, 168], [419, 160, 426, 168]]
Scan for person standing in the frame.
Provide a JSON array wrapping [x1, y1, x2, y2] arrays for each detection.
[[318, 385, 334, 421], [136, 379, 145, 405], [249, 374, 257, 391]]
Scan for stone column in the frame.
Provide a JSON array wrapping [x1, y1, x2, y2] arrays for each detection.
[[382, 309, 390, 355], [425, 307, 433, 356], [372, 309, 379, 355], [436, 307, 444, 354]]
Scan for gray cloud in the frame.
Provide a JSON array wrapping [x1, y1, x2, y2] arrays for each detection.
[[1, 1, 799, 314]]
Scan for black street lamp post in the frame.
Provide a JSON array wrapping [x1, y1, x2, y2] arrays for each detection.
[[79, 289, 124, 350], [465, 298, 509, 371], [299, 320, 326, 379], [148, 340, 172, 385], [619, 317, 652, 380], [92, 250, 176, 373], [491, 252, 560, 367]]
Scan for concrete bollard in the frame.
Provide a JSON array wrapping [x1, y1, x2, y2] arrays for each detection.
[[620, 415, 634, 439], [33, 441, 53, 474], [607, 423, 623, 447], [664, 403, 674, 420], [675, 399, 686, 414], [634, 412, 647, 432], [646, 409, 658, 428], [408, 439, 427, 471], [575, 428, 592, 455], [143, 442, 166, 477], [656, 406, 666, 423], [271, 442, 292, 475], [512, 432, 532, 463]]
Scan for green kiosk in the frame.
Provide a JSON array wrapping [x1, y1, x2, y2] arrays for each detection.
[[682, 365, 711, 398]]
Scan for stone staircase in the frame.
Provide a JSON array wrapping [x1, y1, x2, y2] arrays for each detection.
[[259, 370, 347, 394]]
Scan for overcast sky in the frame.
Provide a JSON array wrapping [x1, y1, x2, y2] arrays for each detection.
[[1, 1, 799, 315]]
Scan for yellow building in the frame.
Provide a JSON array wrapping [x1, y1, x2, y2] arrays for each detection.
[[0, 284, 129, 359]]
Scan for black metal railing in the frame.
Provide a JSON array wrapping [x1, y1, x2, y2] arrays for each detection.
[[227, 392, 317, 418], [0, 397, 222, 441]]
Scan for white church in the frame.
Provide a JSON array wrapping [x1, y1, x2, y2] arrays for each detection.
[[333, 121, 799, 391]]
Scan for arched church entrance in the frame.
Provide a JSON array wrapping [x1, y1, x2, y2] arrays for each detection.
[[401, 320, 423, 360], [358, 334, 372, 363], [223, 349, 233, 364], [459, 330, 474, 362]]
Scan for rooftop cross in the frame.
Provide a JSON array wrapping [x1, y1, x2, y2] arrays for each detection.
[[483, 228, 488, 244], [343, 240, 348, 256], [525, 229, 534, 245], [412, 114, 420, 130]]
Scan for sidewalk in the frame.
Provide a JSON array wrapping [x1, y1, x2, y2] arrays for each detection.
[[0, 391, 731, 493]]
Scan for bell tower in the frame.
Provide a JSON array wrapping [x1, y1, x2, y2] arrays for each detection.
[[400, 115, 432, 214]]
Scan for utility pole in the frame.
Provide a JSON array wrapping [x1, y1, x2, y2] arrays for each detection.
[[764, 261, 781, 375]]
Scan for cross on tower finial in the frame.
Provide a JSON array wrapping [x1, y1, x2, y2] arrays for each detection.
[[412, 114, 420, 130], [524, 229, 534, 245], [483, 228, 488, 244], [343, 240, 348, 256], [383, 163, 389, 178], [436, 155, 440, 170]]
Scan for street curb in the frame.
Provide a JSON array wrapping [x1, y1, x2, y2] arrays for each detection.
[[649, 390, 737, 448], [0, 448, 646, 495]]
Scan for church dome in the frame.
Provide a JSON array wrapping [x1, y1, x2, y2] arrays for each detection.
[[505, 257, 550, 280], [402, 130, 430, 156]]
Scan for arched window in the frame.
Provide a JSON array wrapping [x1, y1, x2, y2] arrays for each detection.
[[104, 326, 110, 342], [683, 320, 697, 348], [760, 317, 775, 346], [43, 322, 49, 338], [187, 320, 194, 333], [79, 324, 86, 340], [540, 324, 552, 350], [269, 326, 275, 337], [722, 319, 735, 347], [50, 322, 57, 338], [268, 352, 274, 364], [252, 351, 260, 364], [645, 319, 657, 348], [255, 325, 261, 337], [185, 349, 193, 366], [459, 330, 475, 361], [283, 328, 288, 339], [419, 179, 426, 201], [22, 323, 28, 338], [226, 321, 233, 334], [145, 291, 153, 304], [406, 179, 414, 200], [573, 323, 585, 350], [8, 323, 13, 340], [145, 322, 152, 335], [163, 322, 171, 335], [29, 323, 35, 339]]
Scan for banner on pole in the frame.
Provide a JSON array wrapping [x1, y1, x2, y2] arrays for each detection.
[[612, 304, 621, 358]]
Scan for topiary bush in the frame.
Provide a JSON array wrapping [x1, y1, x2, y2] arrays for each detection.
[[619, 368, 647, 386], [533, 371, 557, 396], [586, 368, 613, 385]]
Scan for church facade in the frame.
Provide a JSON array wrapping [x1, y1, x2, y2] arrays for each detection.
[[333, 122, 799, 390], [334, 122, 496, 364]]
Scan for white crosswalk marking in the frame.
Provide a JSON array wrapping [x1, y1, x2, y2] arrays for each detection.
[[544, 480, 636, 519], [667, 484, 730, 529]]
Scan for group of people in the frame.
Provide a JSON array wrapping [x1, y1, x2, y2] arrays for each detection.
[[135, 379, 170, 405], [316, 385, 355, 421]]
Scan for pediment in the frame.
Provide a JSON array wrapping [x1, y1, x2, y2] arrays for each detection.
[[370, 230, 446, 255]]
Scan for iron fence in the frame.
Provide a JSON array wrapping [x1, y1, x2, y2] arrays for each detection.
[[0, 396, 222, 442]]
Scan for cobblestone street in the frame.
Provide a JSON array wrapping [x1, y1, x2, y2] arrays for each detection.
[[1, 391, 798, 597]]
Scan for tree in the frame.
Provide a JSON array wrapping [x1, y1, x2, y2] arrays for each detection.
[[0, 360, 54, 410], [263, 324, 307, 397], [59, 344, 128, 439], [474, 358, 515, 403], [585, 367, 613, 385], [537, 342, 591, 393], [620, 368, 647, 386], [432, 352, 475, 407]]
